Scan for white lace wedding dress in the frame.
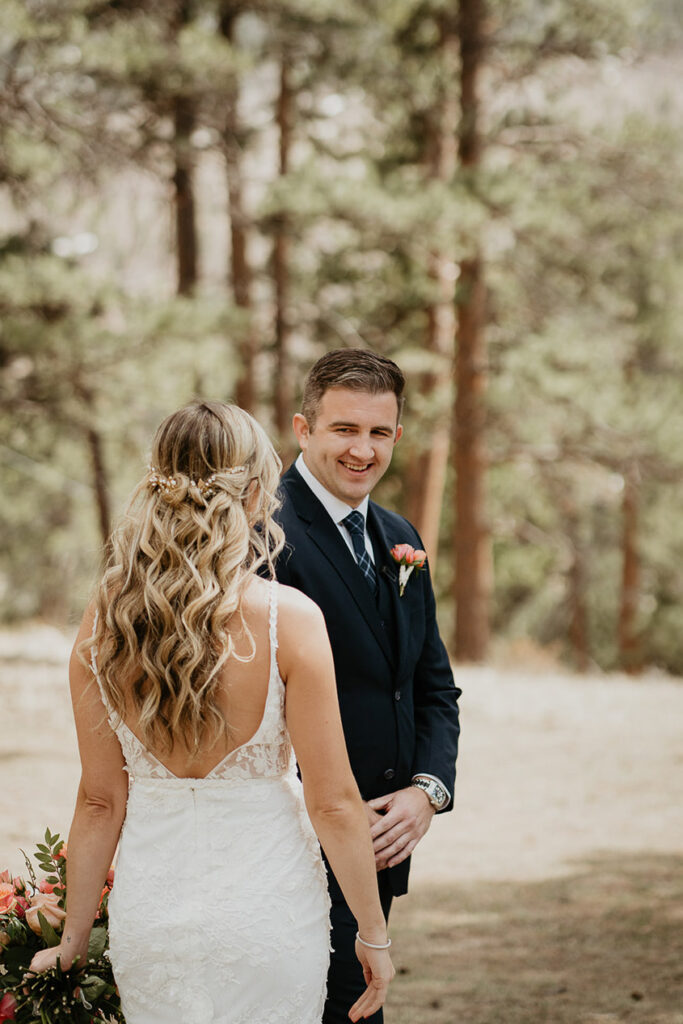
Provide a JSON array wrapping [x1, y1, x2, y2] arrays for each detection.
[[92, 583, 330, 1024]]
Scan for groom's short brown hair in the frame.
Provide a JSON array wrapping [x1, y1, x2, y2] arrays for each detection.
[[301, 349, 405, 429]]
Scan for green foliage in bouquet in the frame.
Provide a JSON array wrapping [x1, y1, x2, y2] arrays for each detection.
[[0, 829, 123, 1024]]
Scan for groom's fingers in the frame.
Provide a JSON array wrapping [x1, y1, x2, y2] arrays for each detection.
[[369, 804, 401, 839], [375, 831, 412, 869], [374, 825, 411, 866], [372, 818, 406, 852], [387, 836, 419, 868], [365, 804, 385, 828], [370, 818, 398, 843], [367, 794, 392, 812], [370, 801, 414, 844]]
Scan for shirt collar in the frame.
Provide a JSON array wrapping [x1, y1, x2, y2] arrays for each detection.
[[295, 453, 370, 525]]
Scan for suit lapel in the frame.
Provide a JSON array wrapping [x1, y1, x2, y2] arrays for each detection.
[[368, 503, 410, 671], [282, 468, 395, 667]]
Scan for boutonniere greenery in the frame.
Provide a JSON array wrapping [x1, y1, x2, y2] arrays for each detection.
[[390, 543, 427, 597]]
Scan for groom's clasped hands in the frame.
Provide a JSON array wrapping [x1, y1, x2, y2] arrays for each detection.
[[366, 788, 435, 871]]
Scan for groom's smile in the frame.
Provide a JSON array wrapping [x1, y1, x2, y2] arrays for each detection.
[[293, 387, 403, 508]]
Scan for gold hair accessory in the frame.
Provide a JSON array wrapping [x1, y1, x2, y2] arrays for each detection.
[[193, 466, 247, 499], [191, 473, 217, 499], [147, 467, 178, 495], [148, 465, 247, 500]]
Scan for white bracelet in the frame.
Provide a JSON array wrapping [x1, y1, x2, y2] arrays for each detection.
[[355, 931, 392, 950]]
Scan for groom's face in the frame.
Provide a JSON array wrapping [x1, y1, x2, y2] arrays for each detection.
[[293, 387, 403, 508]]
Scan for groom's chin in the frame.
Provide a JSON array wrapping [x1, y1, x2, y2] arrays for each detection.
[[336, 469, 377, 502]]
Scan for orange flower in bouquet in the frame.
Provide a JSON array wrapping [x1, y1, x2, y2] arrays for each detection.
[[0, 830, 122, 1023]]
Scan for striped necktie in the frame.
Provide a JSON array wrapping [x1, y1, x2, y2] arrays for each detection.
[[342, 510, 378, 595]]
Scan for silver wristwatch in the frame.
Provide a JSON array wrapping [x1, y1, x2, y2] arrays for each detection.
[[411, 776, 449, 811]]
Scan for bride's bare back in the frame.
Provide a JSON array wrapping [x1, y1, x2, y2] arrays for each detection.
[[118, 577, 276, 780]]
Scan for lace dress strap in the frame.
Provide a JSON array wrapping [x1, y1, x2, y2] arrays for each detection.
[[268, 579, 279, 657]]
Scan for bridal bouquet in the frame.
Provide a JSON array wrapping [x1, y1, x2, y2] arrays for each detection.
[[0, 829, 123, 1024]]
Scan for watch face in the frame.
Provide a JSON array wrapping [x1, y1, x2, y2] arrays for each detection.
[[413, 778, 448, 808]]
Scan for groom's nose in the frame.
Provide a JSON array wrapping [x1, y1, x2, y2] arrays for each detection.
[[349, 436, 374, 460]]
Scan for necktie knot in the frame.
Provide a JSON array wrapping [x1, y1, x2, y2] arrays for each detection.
[[341, 511, 378, 596], [343, 510, 365, 537]]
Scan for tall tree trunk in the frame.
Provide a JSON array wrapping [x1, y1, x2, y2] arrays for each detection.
[[565, 508, 589, 672], [220, 4, 256, 411], [172, 3, 197, 296], [74, 381, 112, 549], [273, 58, 294, 457], [404, 459, 427, 527], [451, 0, 491, 660], [413, 19, 459, 565], [86, 424, 111, 548], [416, 263, 454, 564], [619, 463, 641, 674], [453, 255, 490, 659], [173, 98, 197, 296]]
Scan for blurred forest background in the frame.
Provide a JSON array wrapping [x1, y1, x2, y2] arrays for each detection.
[[1, 0, 682, 674]]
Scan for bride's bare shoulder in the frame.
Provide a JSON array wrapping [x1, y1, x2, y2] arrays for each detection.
[[276, 582, 324, 621], [241, 578, 324, 629], [275, 584, 329, 661]]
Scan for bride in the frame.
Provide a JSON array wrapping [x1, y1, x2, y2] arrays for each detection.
[[30, 400, 394, 1024]]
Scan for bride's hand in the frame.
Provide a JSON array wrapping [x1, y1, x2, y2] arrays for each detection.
[[29, 942, 81, 974], [348, 943, 395, 1021]]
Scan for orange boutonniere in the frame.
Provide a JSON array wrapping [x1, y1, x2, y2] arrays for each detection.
[[390, 543, 427, 596]]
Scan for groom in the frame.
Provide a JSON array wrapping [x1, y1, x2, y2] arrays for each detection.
[[274, 349, 461, 1024]]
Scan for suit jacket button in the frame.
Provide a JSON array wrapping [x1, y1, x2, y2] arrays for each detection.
[[394, 690, 401, 701], [383, 769, 396, 781]]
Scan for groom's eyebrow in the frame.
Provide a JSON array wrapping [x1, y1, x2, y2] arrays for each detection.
[[329, 419, 394, 433]]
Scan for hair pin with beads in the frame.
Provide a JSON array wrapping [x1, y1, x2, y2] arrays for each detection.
[[148, 465, 247, 500], [147, 467, 178, 494]]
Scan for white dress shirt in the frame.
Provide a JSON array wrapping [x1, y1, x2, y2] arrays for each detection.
[[295, 453, 375, 565]]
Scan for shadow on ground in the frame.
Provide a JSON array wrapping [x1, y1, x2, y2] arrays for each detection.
[[386, 852, 683, 1024]]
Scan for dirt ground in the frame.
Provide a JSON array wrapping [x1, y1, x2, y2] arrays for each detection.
[[2, 624, 682, 1022]]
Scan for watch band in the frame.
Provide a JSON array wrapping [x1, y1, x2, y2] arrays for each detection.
[[411, 775, 449, 811]]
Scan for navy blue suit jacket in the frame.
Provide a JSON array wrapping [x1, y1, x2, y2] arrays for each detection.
[[274, 464, 461, 896]]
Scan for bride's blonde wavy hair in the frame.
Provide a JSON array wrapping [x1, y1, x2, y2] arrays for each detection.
[[81, 401, 284, 756]]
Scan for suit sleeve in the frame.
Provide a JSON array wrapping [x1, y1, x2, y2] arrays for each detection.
[[411, 553, 462, 812]]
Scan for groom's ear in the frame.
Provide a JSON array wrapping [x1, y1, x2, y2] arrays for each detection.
[[394, 424, 403, 443], [292, 413, 310, 448]]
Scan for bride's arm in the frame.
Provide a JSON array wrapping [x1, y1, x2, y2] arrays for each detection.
[[30, 607, 128, 973], [278, 586, 395, 1021]]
